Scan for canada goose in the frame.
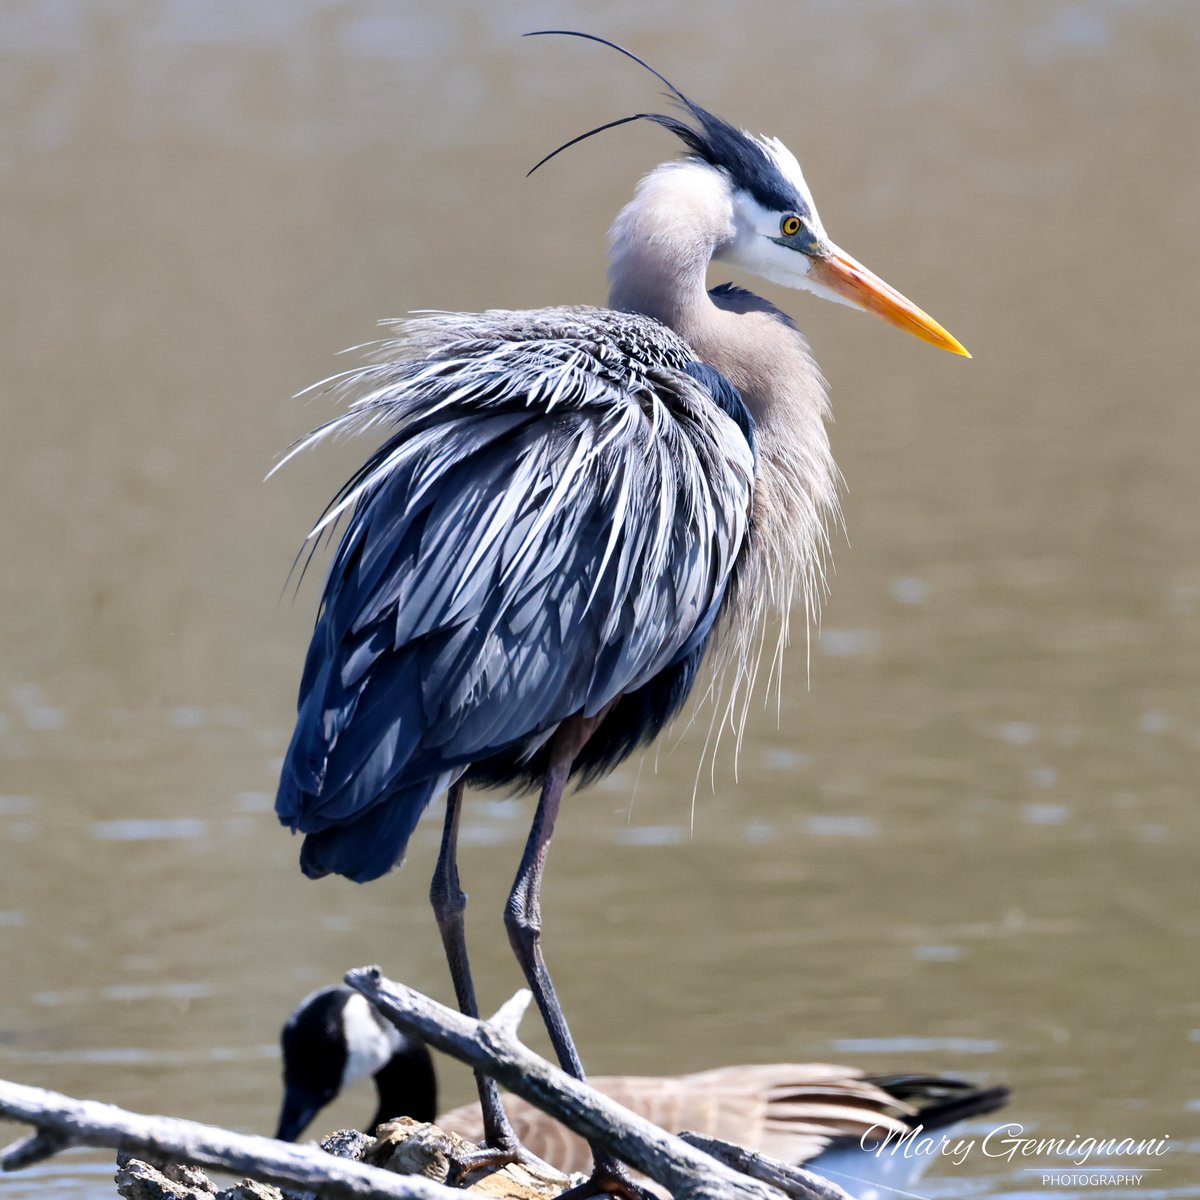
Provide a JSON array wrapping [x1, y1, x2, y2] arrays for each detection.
[[276, 986, 1008, 1193]]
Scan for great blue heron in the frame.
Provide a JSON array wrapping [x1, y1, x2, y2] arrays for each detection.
[[274, 29, 967, 1194], [275, 986, 1008, 1193]]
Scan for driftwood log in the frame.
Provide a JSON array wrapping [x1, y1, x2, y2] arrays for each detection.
[[0, 1079, 464, 1200], [0, 968, 854, 1200], [112, 1119, 572, 1200]]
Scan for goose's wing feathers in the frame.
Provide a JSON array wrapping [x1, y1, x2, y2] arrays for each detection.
[[613, 1063, 913, 1164], [436, 1062, 914, 1178], [276, 308, 755, 883]]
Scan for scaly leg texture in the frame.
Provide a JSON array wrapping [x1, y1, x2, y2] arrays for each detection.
[[504, 717, 653, 1200], [429, 780, 533, 1171]]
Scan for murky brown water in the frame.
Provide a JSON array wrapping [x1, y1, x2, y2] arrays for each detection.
[[2, 3, 1197, 1197]]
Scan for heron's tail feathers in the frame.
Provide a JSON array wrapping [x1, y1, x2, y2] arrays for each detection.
[[294, 780, 437, 883]]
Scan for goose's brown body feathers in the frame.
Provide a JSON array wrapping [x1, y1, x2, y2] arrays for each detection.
[[439, 1062, 920, 1178]]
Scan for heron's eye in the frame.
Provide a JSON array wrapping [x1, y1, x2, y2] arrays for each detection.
[[780, 214, 803, 237]]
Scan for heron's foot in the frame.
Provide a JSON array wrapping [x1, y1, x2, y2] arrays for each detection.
[[447, 1137, 554, 1186], [556, 1159, 659, 1200]]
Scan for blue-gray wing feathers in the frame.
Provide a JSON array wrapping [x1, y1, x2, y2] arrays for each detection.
[[276, 308, 754, 882]]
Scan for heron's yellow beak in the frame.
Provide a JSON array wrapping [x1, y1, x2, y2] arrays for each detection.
[[809, 248, 970, 357]]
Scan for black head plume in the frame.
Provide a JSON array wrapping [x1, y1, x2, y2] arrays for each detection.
[[524, 30, 807, 215]]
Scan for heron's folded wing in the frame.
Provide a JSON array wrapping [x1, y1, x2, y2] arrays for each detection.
[[275, 315, 754, 880]]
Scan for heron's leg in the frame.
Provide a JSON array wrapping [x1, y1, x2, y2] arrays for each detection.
[[505, 717, 652, 1199], [503, 742, 586, 1077], [429, 780, 519, 1152]]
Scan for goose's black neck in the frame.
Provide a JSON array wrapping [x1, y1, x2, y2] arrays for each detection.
[[370, 1035, 438, 1128]]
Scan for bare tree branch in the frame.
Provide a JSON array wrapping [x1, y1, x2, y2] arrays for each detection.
[[0, 1079, 464, 1200], [347, 966, 851, 1200], [677, 1134, 853, 1200]]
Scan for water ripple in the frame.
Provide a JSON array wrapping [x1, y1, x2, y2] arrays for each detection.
[[91, 818, 208, 841]]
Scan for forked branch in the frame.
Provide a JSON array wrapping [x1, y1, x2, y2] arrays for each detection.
[[346, 965, 852, 1200]]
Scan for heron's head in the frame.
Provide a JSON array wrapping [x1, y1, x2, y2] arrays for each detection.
[[690, 120, 968, 357], [528, 31, 969, 358]]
